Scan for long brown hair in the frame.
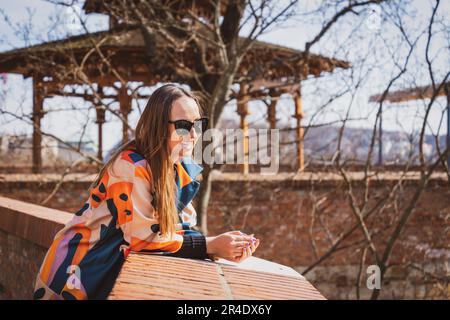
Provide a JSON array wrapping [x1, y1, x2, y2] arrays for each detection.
[[91, 84, 202, 238]]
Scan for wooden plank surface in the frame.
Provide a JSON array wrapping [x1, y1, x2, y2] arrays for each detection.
[[109, 252, 326, 300]]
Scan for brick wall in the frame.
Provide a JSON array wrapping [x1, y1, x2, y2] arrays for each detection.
[[0, 229, 47, 299], [1, 172, 449, 299], [0, 196, 71, 299], [205, 174, 450, 299], [0, 195, 321, 300]]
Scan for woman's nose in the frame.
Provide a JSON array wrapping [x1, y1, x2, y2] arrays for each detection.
[[189, 126, 198, 140]]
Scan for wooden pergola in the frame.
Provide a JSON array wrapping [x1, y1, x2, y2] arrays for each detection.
[[0, 2, 349, 173], [369, 82, 450, 166]]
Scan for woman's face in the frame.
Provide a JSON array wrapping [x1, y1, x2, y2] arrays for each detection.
[[167, 96, 202, 162]]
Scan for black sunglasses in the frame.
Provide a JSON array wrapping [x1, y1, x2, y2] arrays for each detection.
[[168, 117, 209, 135]]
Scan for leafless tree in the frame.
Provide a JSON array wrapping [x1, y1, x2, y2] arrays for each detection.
[[0, 0, 449, 299]]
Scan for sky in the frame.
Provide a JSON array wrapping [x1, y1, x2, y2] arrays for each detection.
[[0, 0, 449, 157]]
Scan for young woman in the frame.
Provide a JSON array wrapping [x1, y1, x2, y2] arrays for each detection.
[[33, 84, 260, 300]]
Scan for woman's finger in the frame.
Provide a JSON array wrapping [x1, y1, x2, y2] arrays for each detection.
[[231, 244, 248, 256], [237, 246, 248, 262], [244, 244, 252, 259], [232, 240, 250, 247], [233, 235, 253, 242], [254, 239, 260, 250], [229, 253, 242, 263], [247, 245, 253, 257], [249, 239, 256, 253], [252, 238, 260, 252], [232, 248, 245, 255], [239, 247, 251, 262]]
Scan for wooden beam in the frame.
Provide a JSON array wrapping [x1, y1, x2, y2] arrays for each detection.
[[32, 76, 44, 173], [118, 85, 132, 143], [230, 80, 300, 100], [237, 83, 250, 174], [293, 87, 304, 171], [94, 86, 105, 162], [369, 81, 450, 103], [45, 85, 151, 101], [97, 115, 104, 162], [267, 91, 280, 129]]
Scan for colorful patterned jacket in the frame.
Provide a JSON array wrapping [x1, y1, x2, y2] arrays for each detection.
[[33, 149, 206, 300]]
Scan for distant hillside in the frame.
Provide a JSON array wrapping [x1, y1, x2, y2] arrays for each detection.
[[216, 117, 447, 167]]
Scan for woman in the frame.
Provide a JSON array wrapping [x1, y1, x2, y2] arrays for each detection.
[[33, 84, 260, 300]]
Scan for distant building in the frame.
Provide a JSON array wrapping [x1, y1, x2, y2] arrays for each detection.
[[0, 134, 96, 166]]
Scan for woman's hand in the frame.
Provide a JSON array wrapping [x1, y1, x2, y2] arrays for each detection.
[[228, 233, 260, 263], [206, 231, 260, 263]]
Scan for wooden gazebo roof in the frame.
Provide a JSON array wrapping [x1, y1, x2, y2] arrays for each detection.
[[0, 25, 349, 95], [83, 0, 230, 17]]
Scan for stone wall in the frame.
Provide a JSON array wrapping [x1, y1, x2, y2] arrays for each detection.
[[0, 172, 449, 299]]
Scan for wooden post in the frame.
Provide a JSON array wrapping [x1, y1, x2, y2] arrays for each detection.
[[32, 76, 44, 173], [118, 85, 132, 143], [95, 105, 105, 162], [95, 85, 105, 162], [293, 87, 304, 171], [237, 83, 250, 174], [267, 91, 279, 130]]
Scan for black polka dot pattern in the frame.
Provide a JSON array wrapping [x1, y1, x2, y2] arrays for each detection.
[[99, 183, 106, 193], [61, 290, 77, 300], [119, 193, 128, 201], [75, 203, 89, 216], [92, 194, 101, 202], [33, 288, 45, 300]]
